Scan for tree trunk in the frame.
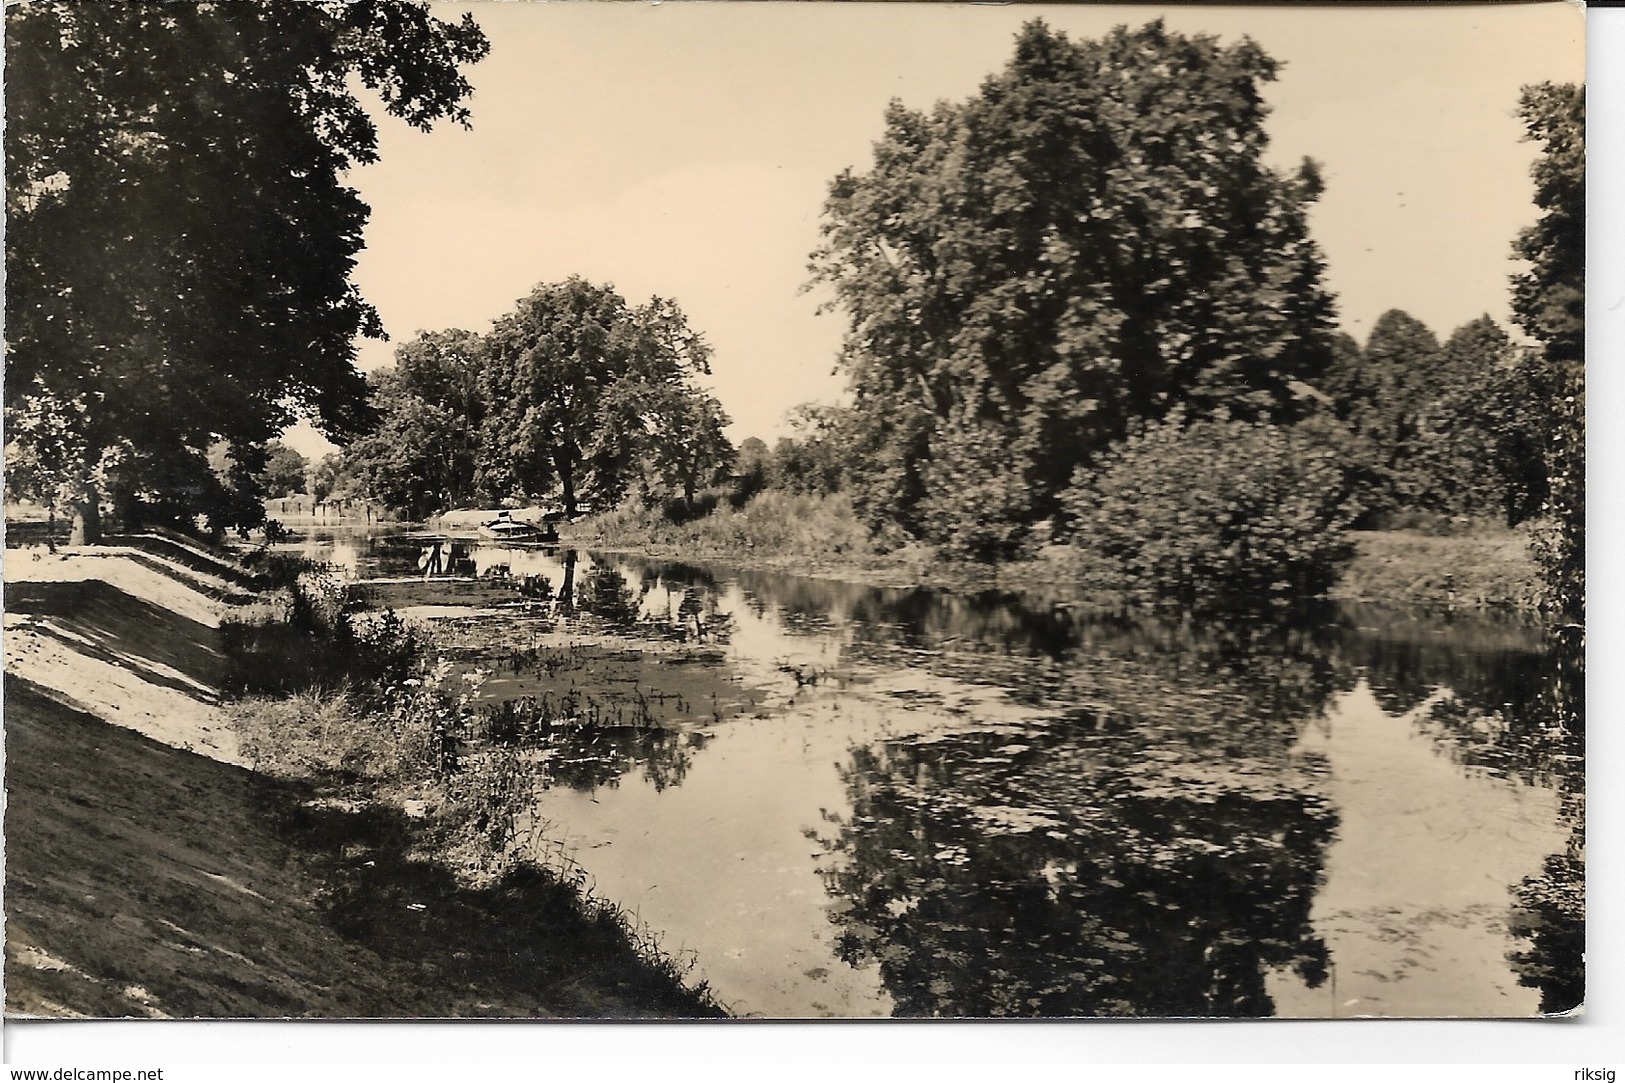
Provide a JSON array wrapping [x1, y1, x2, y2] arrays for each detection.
[[113, 486, 143, 534], [559, 550, 577, 609], [556, 450, 577, 517], [70, 488, 102, 546]]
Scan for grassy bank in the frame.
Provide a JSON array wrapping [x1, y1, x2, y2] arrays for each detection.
[[4, 677, 718, 1017], [1327, 528, 1544, 610], [570, 491, 880, 566], [566, 493, 1547, 611], [214, 556, 728, 1016], [3, 539, 724, 1018], [566, 491, 1090, 595]]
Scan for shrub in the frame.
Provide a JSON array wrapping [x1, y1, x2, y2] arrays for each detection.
[[232, 660, 534, 878], [917, 417, 1036, 562], [1061, 415, 1361, 609], [221, 562, 425, 696]]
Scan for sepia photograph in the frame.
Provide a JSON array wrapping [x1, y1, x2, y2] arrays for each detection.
[[3, 0, 1589, 1033]]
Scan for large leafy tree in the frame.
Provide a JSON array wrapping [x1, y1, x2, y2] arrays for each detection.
[[257, 440, 310, 499], [809, 19, 1336, 556], [478, 279, 715, 516], [1321, 309, 1441, 521], [4, 1, 488, 542], [1510, 82, 1583, 625], [638, 384, 734, 508], [768, 405, 850, 497], [310, 453, 349, 504], [345, 329, 487, 519], [1322, 311, 1532, 526], [1504, 81, 1584, 1020], [1417, 316, 1524, 521]]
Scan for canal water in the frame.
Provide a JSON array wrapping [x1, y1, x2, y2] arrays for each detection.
[[289, 530, 1583, 1019]]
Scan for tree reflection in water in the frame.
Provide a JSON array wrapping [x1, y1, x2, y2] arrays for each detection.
[[1342, 607, 1583, 1012], [473, 550, 1579, 1014], [815, 725, 1335, 1017], [480, 694, 711, 794], [537, 723, 710, 794], [812, 608, 1344, 1017], [577, 562, 641, 626], [798, 594, 1579, 1018], [1502, 628, 1584, 1014], [465, 557, 741, 798]]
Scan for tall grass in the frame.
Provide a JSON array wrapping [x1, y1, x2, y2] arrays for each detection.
[[221, 556, 725, 1011], [230, 655, 529, 872], [1328, 528, 1543, 609], [572, 490, 877, 562], [220, 563, 425, 696]]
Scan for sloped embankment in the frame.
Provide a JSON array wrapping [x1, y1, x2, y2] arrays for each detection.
[[3, 537, 723, 1018], [5, 554, 242, 763]]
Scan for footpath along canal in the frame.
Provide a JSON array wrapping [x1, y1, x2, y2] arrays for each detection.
[[290, 530, 1581, 1019]]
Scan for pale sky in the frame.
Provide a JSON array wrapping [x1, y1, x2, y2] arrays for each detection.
[[288, 0, 1584, 456]]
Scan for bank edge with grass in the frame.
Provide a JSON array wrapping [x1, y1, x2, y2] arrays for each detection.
[[3, 534, 725, 1019], [564, 490, 1548, 614], [221, 550, 727, 1016]]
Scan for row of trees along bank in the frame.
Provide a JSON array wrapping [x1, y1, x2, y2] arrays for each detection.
[[772, 22, 1579, 617]]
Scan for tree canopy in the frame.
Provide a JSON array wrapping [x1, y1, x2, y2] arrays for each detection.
[[809, 19, 1336, 556], [478, 278, 722, 516], [1512, 83, 1584, 372], [1322, 309, 1441, 520], [1510, 82, 1584, 623], [344, 329, 487, 519], [4, 1, 489, 541], [342, 279, 734, 520], [1318, 310, 1532, 527], [258, 440, 309, 499]]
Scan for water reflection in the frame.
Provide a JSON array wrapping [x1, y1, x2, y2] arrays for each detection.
[[1503, 630, 1585, 1015], [815, 726, 1335, 1017], [291, 533, 1580, 1016], [615, 558, 1577, 1016], [480, 696, 712, 794]]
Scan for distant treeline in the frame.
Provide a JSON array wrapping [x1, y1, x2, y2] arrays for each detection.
[[728, 308, 1557, 540]]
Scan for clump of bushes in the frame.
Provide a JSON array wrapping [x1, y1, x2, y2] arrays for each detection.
[[1061, 415, 1362, 609], [221, 560, 425, 696], [224, 561, 533, 876], [917, 418, 1037, 562], [233, 657, 533, 880]]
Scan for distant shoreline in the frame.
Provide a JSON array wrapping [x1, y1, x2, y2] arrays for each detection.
[[557, 524, 1547, 615]]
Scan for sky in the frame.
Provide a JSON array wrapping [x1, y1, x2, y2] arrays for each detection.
[[286, 0, 1584, 457]]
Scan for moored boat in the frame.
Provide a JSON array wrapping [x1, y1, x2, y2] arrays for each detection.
[[479, 511, 557, 543]]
